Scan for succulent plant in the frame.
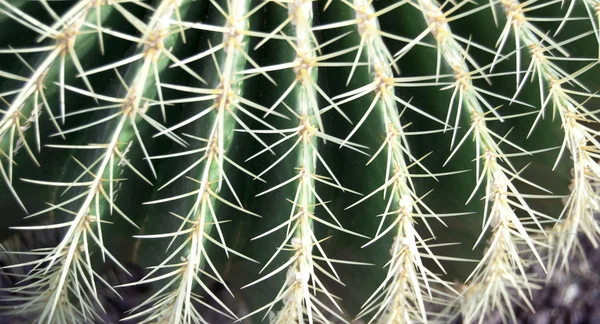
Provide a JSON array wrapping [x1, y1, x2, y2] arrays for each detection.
[[1, 0, 600, 323]]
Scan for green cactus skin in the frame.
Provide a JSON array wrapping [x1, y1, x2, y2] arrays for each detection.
[[1, 0, 600, 323]]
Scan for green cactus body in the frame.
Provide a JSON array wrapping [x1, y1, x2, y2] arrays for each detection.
[[1, 0, 600, 323]]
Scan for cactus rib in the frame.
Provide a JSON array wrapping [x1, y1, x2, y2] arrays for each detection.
[[314, 1, 462, 323], [121, 1, 276, 322], [0, 0, 116, 211], [1, 1, 191, 321], [493, 0, 600, 276], [407, 1, 555, 322], [240, 1, 369, 323]]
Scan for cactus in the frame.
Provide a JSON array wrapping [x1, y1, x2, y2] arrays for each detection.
[[0, 0, 599, 323]]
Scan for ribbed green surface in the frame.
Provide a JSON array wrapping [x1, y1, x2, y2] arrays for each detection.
[[1, 0, 599, 323]]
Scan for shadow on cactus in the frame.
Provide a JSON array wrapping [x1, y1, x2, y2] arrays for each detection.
[[1, 0, 600, 323]]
